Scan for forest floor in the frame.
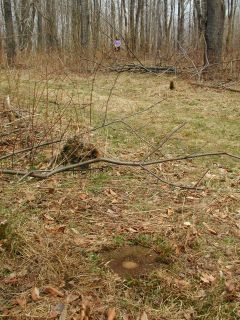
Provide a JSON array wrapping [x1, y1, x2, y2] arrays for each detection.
[[0, 65, 240, 320]]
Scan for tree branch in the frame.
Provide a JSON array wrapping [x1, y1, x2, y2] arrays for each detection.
[[1, 152, 239, 181]]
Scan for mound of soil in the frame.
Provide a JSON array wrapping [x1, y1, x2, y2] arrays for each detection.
[[102, 246, 164, 278]]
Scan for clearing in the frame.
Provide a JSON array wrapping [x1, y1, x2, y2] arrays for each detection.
[[0, 67, 240, 320]]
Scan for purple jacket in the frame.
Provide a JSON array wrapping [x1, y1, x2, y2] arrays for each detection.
[[114, 39, 121, 47]]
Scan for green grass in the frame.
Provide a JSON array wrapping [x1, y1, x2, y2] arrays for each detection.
[[0, 68, 239, 320]]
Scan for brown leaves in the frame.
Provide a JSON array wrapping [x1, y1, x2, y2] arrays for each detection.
[[225, 280, 235, 293], [15, 297, 27, 308], [139, 311, 148, 320], [45, 225, 66, 234], [200, 273, 216, 284], [224, 280, 238, 302], [44, 286, 65, 297], [78, 301, 91, 320], [202, 222, 218, 235], [31, 287, 40, 301], [107, 308, 116, 320]]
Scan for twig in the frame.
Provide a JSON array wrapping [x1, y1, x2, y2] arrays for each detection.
[[193, 168, 210, 188], [1, 151, 239, 180], [139, 164, 201, 190], [191, 82, 240, 93], [0, 139, 62, 161], [102, 71, 121, 126], [143, 122, 187, 160]]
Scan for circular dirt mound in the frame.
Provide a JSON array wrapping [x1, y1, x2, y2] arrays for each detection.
[[102, 246, 162, 278]]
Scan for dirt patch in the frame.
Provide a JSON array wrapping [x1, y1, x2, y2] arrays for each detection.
[[102, 246, 165, 278]]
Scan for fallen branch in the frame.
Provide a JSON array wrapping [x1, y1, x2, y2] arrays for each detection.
[[143, 122, 187, 160], [1, 152, 239, 181], [191, 82, 240, 93], [139, 164, 202, 190], [109, 64, 177, 74]]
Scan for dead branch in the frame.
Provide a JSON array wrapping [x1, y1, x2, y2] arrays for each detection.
[[139, 164, 202, 190], [191, 82, 240, 93], [109, 64, 177, 74], [0, 139, 62, 161], [143, 122, 187, 160], [1, 152, 239, 181]]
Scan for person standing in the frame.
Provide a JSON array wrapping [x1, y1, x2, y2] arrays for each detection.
[[113, 36, 121, 51]]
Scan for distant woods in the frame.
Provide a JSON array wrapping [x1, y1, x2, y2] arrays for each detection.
[[0, 0, 239, 66]]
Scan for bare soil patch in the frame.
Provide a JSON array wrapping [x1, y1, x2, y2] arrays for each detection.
[[102, 245, 165, 278]]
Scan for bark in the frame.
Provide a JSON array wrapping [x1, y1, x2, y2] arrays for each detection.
[[177, 0, 185, 48], [72, 0, 81, 50], [129, 0, 135, 50], [205, 0, 225, 64], [36, 0, 43, 51], [20, 0, 31, 50], [81, 0, 90, 48], [46, 0, 58, 51], [226, 0, 237, 52], [194, 0, 207, 35], [3, 0, 16, 65]]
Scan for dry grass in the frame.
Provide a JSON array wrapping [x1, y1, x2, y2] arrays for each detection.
[[0, 65, 240, 320]]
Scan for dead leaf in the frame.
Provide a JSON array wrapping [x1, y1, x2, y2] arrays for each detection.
[[79, 193, 88, 200], [66, 293, 80, 304], [49, 303, 65, 319], [45, 225, 66, 234], [109, 189, 117, 196], [73, 236, 88, 246], [174, 279, 190, 288], [44, 214, 55, 221], [49, 311, 60, 319], [4, 272, 17, 284], [44, 286, 65, 297], [167, 207, 174, 215], [140, 311, 148, 320], [107, 308, 116, 320], [203, 222, 218, 235], [79, 302, 91, 320], [25, 191, 36, 202], [15, 297, 27, 308], [200, 273, 216, 284], [127, 227, 138, 233], [59, 305, 68, 320], [31, 287, 40, 301], [225, 280, 235, 293]]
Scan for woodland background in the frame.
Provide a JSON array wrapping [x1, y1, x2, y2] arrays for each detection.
[[0, 0, 239, 69]]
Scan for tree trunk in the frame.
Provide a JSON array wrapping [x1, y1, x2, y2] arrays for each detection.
[[226, 0, 236, 53], [129, 0, 135, 51], [72, 0, 81, 50], [205, 0, 225, 64], [3, 0, 16, 65], [81, 0, 90, 48], [177, 0, 185, 48], [46, 0, 58, 51], [20, 0, 31, 50], [37, 0, 43, 51]]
